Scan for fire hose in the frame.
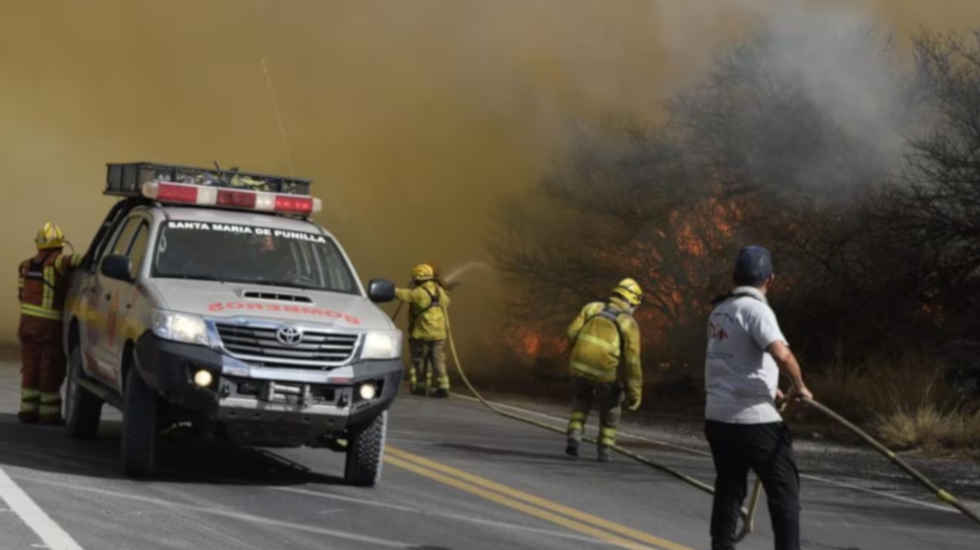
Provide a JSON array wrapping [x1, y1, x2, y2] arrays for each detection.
[[393, 301, 980, 542], [436, 312, 756, 541], [734, 398, 980, 536]]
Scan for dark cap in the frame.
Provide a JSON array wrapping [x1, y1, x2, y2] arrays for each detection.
[[733, 245, 773, 286]]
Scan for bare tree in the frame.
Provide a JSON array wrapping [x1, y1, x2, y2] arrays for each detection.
[[888, 32, 980, 321]]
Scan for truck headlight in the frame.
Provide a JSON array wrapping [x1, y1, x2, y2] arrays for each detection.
[[361, 331, 402, 360], [152, 310, 209, 346]]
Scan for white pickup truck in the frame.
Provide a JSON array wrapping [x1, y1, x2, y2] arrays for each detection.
[[62, 163, 402, 485]]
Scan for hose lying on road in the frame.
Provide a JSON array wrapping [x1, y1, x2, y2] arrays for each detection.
[[440, 313, 980, 540], [438, 314, 758, 542]]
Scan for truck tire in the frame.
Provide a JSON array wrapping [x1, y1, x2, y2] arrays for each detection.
[[344, 410, 387, 487], [64, 347, 102, 439], [122, 368, 158, 478]]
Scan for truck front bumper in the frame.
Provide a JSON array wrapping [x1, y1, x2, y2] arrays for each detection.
[[134, 333, 402, 443]]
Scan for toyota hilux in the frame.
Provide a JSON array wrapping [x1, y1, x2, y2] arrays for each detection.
[[61, 162, 402, 485]]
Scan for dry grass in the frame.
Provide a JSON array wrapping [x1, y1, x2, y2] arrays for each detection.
[[875, 406, 980, 452], [803, 350, 980, 454]]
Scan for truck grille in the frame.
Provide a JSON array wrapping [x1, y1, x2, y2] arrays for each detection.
[[215, 323, 358, 367]]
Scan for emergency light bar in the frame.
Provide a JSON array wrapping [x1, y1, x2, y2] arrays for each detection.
[[141, 181, 322, 215], [105, 162, 312, 197], [104, 162, 321, 216]]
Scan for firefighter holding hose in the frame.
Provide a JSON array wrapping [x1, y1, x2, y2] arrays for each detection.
[[395, 263, 451, 397], [565, 278, 644, 463], [17, 222, 82, 424]]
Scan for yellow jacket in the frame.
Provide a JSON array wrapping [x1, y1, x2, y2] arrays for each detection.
[[566, 296, 642, 401], [395, 281, 450, 341]]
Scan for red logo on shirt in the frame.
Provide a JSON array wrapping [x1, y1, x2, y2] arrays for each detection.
[[709, 321, 728, 341]]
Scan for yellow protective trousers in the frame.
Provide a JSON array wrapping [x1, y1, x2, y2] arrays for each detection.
[[409, 339, 449, 392], [567, 377, 623, 448]]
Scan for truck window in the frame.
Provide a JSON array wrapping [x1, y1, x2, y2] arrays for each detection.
[[127, 223, 150, 279], [107, 218, 140, 258], [152, 220, 358, 294]]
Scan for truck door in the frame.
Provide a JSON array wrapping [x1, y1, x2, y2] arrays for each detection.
[[104, 219, 150, 391], [89, 217, 142, 381]]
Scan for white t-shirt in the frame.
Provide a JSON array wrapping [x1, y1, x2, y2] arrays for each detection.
[[704, 286, 787, 424]]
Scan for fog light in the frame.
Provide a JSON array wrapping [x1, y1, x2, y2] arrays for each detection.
[[358, 383, 377, 400], [193, 369, 213, 388]]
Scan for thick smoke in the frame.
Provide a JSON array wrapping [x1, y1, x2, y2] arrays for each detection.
[[1, 1, 979, 349]]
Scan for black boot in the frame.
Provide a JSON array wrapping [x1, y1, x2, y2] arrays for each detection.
[[565, 438, 579, 458], [432, 388, 449, 398], [597, 445, 611, 463], [410, 385, 426, 396]]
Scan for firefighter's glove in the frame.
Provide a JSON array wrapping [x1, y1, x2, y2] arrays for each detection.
[[625, 394, 641, 412]]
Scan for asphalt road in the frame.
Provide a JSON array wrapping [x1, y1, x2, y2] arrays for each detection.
[[0, 361, 977, 550]]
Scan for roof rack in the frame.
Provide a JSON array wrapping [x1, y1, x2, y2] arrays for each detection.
[[105, 162, 312, 197]]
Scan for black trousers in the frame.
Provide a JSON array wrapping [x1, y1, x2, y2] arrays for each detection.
[[705, 420, 800, 550]]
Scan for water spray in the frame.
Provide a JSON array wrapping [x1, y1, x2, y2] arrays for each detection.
[[441, 261, 492, 287]]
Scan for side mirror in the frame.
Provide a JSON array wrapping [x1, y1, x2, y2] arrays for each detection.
[[367, 279, 396, 303], [101, 254, 133, 282]]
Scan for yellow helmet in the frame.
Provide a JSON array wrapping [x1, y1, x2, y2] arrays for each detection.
[[35, 222, 65, 250], [411, 263, 435, 282], [612, 277, 643, 306]]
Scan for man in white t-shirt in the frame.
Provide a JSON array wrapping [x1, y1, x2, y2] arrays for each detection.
[[704, 245, 813, 550]]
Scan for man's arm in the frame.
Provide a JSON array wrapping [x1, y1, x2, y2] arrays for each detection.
[[17, 262, 25, 301], [55, 253, 83, 273], [565, 304, 592, 340], [621, 317, 643, 410], [394, 287, 423, 306], [767, 341, 813, 401]]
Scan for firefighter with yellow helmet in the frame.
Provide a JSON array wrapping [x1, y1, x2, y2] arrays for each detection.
[[565, 278, 644, 462], [17, 222, 83, 424], [395, 263, 452, 397]]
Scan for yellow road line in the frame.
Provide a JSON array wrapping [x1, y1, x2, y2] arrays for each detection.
[[386, 446, 693, 550], [384, 455, 654, 550]]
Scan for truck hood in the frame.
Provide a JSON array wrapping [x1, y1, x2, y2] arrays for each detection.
[[144, 279, 395, 331]]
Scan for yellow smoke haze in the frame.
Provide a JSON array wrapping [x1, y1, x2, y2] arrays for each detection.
[[2, 1, 979, 346]]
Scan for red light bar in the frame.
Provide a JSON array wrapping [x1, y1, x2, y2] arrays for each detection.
[[156, 182, 199, 203], [141, 181, 321, 215], [217, 189, 257, 209], [275, 195, 314, 214]]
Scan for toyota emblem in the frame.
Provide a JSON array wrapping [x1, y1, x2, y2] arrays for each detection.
[[276, 325, 303, 346]]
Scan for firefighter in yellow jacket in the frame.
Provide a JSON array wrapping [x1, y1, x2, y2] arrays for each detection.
[[17, 222, 83, 424], [565, 278, 643, 462], [395, 264, 451, 397]]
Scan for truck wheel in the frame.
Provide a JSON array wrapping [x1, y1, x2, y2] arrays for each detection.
[[64, 347, 103, 439], [344, 410, 387, 487], [122, 368, 158, 478]]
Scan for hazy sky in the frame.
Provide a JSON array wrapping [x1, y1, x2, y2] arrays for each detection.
[[2, 1, 979, 345]]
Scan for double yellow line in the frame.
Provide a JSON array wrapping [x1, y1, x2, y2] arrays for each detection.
[[385, 446, 692, 550]]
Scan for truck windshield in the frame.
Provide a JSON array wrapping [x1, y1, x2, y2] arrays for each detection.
[[152, 220, 358, 293]]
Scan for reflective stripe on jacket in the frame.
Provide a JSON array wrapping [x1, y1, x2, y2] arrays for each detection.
[[566, 297, 643, 400], [18, 251, 82, 320], [395, 281, 450, 341]]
